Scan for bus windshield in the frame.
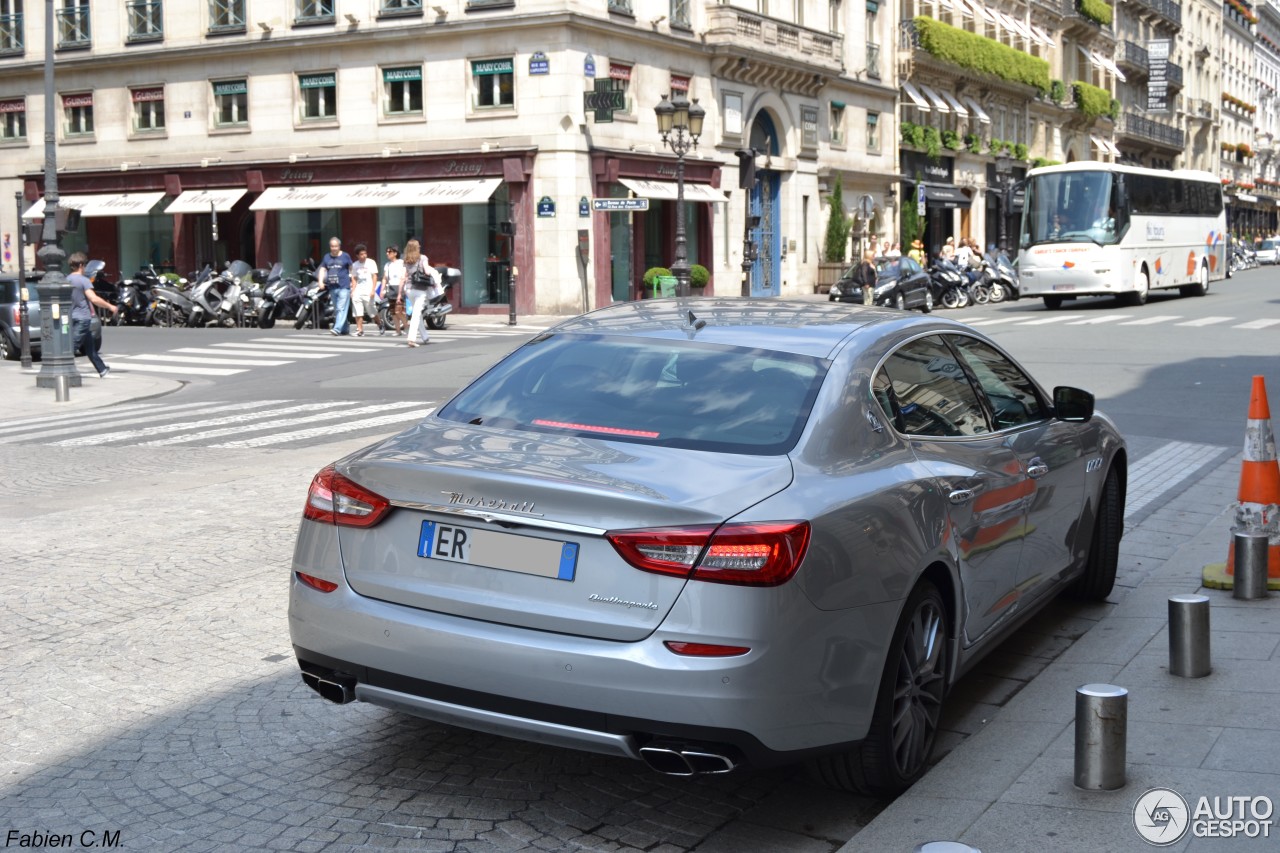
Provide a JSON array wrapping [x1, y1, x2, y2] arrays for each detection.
[[1022, 170, 1121, 247]]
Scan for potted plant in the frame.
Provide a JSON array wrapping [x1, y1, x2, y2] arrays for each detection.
[[690, 264, 710, 290]]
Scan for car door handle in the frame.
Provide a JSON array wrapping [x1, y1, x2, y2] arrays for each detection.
[[949, 489, 975, 505], [1027, 463, 1050, 479]]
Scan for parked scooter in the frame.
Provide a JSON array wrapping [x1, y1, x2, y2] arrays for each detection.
[[424, 265, 459, 330], [258, 264, 307, 329], [113, 264, 164, 325], [148, 267, 204, 327], [188, 260, 251, 328], [293, 281, 334, 330], [929, 259, 970, 309], [84, 261, 119, 323]]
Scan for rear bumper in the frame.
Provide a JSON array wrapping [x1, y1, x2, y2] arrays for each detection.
[[288, 570, 899, 766]]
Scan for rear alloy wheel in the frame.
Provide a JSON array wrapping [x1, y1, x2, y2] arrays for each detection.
[[0, 333, 15, 361], [1043, 295, 1063, 310], [809, 580, 948, 795], [1068, 469, 1122, 600]]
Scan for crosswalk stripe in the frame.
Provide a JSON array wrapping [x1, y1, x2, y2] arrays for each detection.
[[210, 342, 384, 354], [1175, 316, 1233, 327], [171, 347, 337, 360], [119, 354, 292, 367], [959, 317, 1025, 326], [0, 400, 287, 444], [1065, 315, 1134, 325], [256, 336, 405, 349], [1015, 315, 1085, 325], [141, 401, 427, 446], [1234, 318, 1280, 329], [1118, 315, 1181, 325], [111, 363, 248, 376], [211, 407, 435, 448], [0, 401, 229, 435], [55, 402, 356, 446]]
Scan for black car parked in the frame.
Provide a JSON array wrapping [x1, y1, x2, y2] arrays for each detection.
[[828, 257, 934, 313], [0, 273, 103, 361]]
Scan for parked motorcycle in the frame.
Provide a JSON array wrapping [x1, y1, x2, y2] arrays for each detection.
[[84, 261, 120, 322], [982, 252, 1021, 302], [424, 265, 459, 330], [148, 267, 205, 327], [115, 264, 165, 326], [258, 264, 307, 329], [929, 259, 970, 309], [293, 281, 334, 330], [188, 260, 251, 328]]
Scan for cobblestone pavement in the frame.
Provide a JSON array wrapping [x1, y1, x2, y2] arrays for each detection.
[[0, 434, 1230, 852]]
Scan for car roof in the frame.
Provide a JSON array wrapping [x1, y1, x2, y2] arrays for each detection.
[[547, 298, 968, 359]]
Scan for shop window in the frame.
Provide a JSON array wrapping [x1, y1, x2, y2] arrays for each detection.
[[0, 0, 23, 56], [471, 58, 514, 110], [126, 0, 162, 42], [0, 99, 25, 141], [830, 101, 845, 146], [669, 74, 690, 99], [867, 111, 880, 153], [56, 0, 90, 49], [296, 0, 334, 24], [62, 92, 93, 138], [131, 87, 166, 134], [209, 0, 244, 32], [609, 63, 633, 115], [299, 72, 337, 121], [383, 66, 423, 116], [213, 79, 248, 127]]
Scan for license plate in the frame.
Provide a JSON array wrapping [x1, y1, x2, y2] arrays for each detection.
[[1053, 284, 1074, 291], [417, 520, 579, 581]]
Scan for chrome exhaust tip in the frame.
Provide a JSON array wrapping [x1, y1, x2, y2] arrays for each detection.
[[300, 667, 357, 704], [639, 742, 739, 776]]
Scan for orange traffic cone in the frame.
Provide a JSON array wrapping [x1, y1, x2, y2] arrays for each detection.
[[1204, 375, 1280, 590]]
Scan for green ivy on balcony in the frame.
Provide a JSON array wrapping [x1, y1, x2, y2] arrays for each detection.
[[1079, 0, 1114, 26], [913, 16, 1050, 94], [1073, 81, 1113, 120]]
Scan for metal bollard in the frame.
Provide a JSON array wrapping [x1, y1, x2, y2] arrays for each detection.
[[1168, 594, 1211, 677], [1074, 683, 1128, 791], [1233, 531, 1270, 601], [54, 374, 71, 402]]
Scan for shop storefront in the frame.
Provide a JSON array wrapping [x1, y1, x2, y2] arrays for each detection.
[[589, 151, 724, 304], [901, 151, 972, 257]]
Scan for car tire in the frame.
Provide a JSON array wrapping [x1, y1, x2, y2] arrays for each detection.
[[1043, 295, 1063, 310], [894, 293, 906, 310], [809, 580, 948, 796], [1068, 469, 1122, 600], [0, 332, 15, 361], [1180, 263, 1209, 298], [921, 289, 934, 314]]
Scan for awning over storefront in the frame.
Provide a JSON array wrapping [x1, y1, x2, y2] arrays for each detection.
[[1030, 25, 1055, 46], [249, 178, 502, 210], [22, 192, 166, 219], [165, 188, 248, 214], [923, 185, 972, 209], [901, 81, 931, 111], [1090, 135, 1110, 155], [1235, 193, 1259, 203], [917, 84, 951, 113], [940, 90, 969, 117], [964, 97, 992, 124], [617, 178, 728, 203]]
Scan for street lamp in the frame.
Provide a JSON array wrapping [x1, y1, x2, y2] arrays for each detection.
[[994, 148, 1013, 254], [35, 0, 80, 393], [14, 192, 32, 369], [654, 92, 705, 297]]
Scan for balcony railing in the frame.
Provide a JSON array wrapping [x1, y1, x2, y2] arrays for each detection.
[[296, 0, 335, 24], [1118, 110, 1185, 149], [1166, 59, 1183, 88], [126, 0, 163, 42], [0, 12, 22, 55], [866, 41, 881, 79], [1134, 0, 1182, 29], [1118, 40, 1149, 73], [704, 6, 843, 74], [56, 5, 91, 49]]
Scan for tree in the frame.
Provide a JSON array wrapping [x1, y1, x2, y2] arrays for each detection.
[[900, 176, 926, 252], [824, 182, 851, 263]]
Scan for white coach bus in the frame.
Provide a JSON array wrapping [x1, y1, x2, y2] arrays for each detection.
[[1017, 162, 1227, 310]]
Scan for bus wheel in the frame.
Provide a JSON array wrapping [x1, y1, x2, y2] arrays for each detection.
[[1042, 295, 1063, 310], [1123, 270, 1150, 307], [1181, 263, 1209, 298]]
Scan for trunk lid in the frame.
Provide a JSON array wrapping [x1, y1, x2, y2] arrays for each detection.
[[335, 419, 794, 641]]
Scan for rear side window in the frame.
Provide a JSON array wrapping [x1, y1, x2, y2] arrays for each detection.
[[876, 336, 990, 437], [437, 334, 828, 455]]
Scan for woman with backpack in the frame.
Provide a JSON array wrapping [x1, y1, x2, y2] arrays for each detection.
[[402, 239, 440, 347]]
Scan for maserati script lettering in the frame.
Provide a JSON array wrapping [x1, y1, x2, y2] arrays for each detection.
[[589, 594, 659, 611], [442, 491, 541, 516]]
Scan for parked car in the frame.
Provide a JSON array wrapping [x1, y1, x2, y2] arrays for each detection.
[[1257, 238, 1279, 265], [1, 273, 103, 361], [828, 257, 934, 312], [289, 299, 1125, 796]]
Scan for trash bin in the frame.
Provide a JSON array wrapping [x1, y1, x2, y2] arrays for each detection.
[[652, 275, 677, 298]]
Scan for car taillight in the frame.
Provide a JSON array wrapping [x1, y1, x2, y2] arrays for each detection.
[[302, 464, 391, 528], [606, 521, 810, 586]]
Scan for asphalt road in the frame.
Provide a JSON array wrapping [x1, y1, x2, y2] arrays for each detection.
[[1, 268, 1276, 851]]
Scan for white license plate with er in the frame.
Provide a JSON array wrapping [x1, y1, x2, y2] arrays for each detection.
[[417, 520, 579, 581]]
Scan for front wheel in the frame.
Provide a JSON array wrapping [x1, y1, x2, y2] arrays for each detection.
[[894, 293, 906, 311], [427, 313, 448, 330], [1122, 270, 1150, 307], [920, 289, 934, 314], [809, 580, 948, 795], [988, 282, 1006, 303], [941, 288, 962, 310], [971, 285, 990, 305]]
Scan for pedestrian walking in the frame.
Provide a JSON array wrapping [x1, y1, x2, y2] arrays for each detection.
[[317, 236, 354, 336], [402, 239, 440, 348], [857, 249, 877, 306], [384, 245, 407, 336], [68, 251, 118, 378], [350, 243, 379, 337]]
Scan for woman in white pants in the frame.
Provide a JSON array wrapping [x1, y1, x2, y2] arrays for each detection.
[[402, 239, 438, 347]]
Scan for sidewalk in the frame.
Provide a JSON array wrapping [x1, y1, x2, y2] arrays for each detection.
[[840, 454, 1280, 852]]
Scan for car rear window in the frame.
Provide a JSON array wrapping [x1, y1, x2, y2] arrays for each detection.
[[437, 333, 828, 455], [1264, 240, 1277, 251]]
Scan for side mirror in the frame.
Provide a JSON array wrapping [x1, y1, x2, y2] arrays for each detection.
[[1054, 386, 1094, 422]]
